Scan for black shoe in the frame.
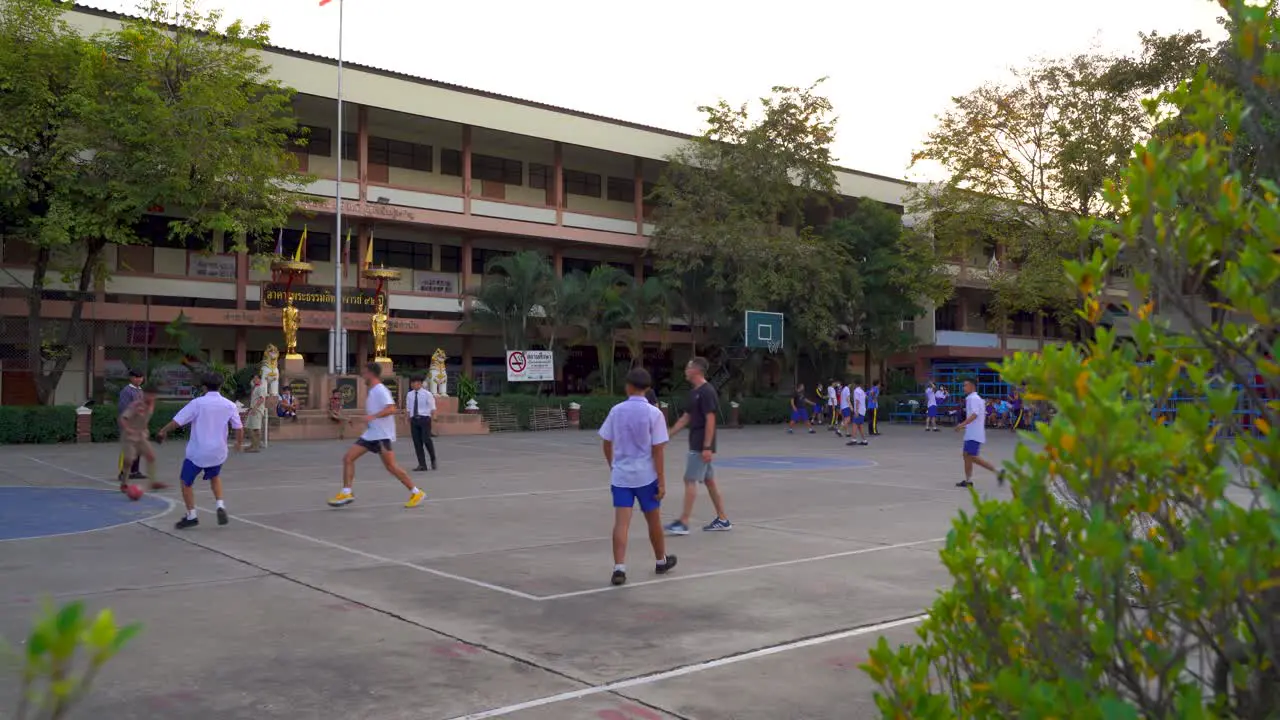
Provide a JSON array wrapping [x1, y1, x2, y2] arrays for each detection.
[[175, 516, 199, 530], [413, 465, 428, 472], [431, 462, 438, 471], [216, 507, 229, 526], [656, 555, 678, 575], [611, 569, 627, 586], [129, 472, 147, 480], [956, 480, 974, 488]]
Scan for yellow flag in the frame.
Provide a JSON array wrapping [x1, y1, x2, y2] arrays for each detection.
[[363, 230, 374, 268], [293, 226, 307, 262]]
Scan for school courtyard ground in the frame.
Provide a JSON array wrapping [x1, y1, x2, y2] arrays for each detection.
[[0, 423, 1022, 720]]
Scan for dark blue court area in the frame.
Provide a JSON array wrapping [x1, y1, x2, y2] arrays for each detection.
[[714, 455, 876, 470], [0, 487, 170, 541]]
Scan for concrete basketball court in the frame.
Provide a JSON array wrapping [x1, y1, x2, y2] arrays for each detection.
[[0, 423, 1021, 719]]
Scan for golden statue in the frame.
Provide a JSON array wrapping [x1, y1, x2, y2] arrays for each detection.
[[282, 300, 301, 359], [371, 294, 390, 361]]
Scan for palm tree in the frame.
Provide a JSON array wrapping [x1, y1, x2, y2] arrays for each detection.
[[541, 270, 591, 384], [573, 265, 631, 393], [464, 250, 554, 352], [622, 275, 676, 368]]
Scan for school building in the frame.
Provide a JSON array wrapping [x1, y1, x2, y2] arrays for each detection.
[[0, 5, 1089, 406]]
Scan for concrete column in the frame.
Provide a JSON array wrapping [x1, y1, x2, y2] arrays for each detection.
[[461, 237, 474, 318], [235, 327, 247, 368], [462, 125, 473, 215], [633, 156, 644, 235], [357, 104, 369, 199], [462, 335, 473, 377], [553, 141, 564, 225], [235, 231, 248, 311], [957, 292, 970, 332], [634, 257, 644, 283], [553, 248, 563, 278], [356, 332, 369, 369]]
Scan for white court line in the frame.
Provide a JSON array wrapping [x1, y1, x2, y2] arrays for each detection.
[[535, 537, 946, 600], [444, 613, 928, 720], [186, 511, 544, 601], [235, 486, 601, 517]]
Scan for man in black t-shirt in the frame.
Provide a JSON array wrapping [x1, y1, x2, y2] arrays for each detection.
[[665, 356, 731, 535], [788, 383, 816, 434]]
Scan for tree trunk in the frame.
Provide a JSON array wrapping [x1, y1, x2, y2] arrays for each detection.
[[28, 240, 105, 405], [863, 342, 873, 386]]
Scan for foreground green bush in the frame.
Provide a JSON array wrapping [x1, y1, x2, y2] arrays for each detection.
[[865, 4, 1280, 717], [14, 601, 139, 720], [90, 403, 187, 443]]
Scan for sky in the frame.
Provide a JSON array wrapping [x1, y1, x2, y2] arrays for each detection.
[[81, 0, 1228, 181]]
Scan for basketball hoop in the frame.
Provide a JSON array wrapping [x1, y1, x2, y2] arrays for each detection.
[[766, 339, 782, 355]]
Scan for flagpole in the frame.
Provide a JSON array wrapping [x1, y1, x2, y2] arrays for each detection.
[[332, 0, 345, 375]]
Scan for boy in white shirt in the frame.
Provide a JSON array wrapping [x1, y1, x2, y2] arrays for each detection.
[[826, 381, 839, 431], [599, 368, 678, 586], [837, 381, 852, 438], [157, 375, 244, 529], [329, 363, 425, 508], [954, 379, 1001, 488], [846, 381, 869, 446], [924, 383, 939, 432]]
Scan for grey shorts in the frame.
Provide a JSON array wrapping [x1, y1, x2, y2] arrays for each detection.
[[684, 451, 715, 483]]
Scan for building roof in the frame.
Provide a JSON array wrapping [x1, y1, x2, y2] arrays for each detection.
[[69, 3, 912, 196]]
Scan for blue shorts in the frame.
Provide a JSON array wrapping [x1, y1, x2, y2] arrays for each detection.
[[963, 440, 982, 457], [180, 459, 222, 487], [612, 481, 661, 512], [791, 409, 809, 422], [927, 406, 938, 418], [841, 407, 852, 418], [853, 414, 865, 425]]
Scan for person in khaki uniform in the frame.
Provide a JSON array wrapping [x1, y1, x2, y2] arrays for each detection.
[[245, 374, 268, 452], [118, 385, 166, 491]]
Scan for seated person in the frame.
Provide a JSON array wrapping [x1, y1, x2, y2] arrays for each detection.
[[277, 388, 299, 420]]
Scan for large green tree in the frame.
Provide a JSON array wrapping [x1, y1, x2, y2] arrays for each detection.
[[867, 2, 1280, 715], [649, 80, 847, 353], [0, 0, 303, 404], [910, 32, 1211, 336]]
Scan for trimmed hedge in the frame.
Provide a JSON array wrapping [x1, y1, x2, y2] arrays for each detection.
[[0, 406, 78, 444], [90, 402, 189, 443], [477, 394, 792, 431]]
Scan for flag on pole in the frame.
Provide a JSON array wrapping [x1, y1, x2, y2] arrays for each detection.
[[344, 227, 352, 269], [293, 226, 308, 262], [274, 228, 283, 256], [363, 230, 374, 269], [319, 0, 332, 5]]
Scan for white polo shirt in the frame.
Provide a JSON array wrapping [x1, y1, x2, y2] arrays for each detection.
[[361, 382, 397, 442], [853, 387, 866, 416], [964, 392, 987, 444], [172, 392, 243, 468], [839, 386, 851, 410]]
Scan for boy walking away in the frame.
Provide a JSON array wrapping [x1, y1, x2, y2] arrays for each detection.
[[665, 357, 732, 535], [788, 383, 815, 434], [600, 368, 678, 586], [328, 363, 425, 509], [157, 375, 243, 529], [118, 385, 166, 491], [954, 379, 1000, 488], [846, 380, 869, 446], [924, 382, 940, 432], [868, 380, 882, 436], [405, 375, 437, 472], [117, 369, 147, 480]]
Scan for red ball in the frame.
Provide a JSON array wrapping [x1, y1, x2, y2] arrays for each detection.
[[125, 484, 144, 501]]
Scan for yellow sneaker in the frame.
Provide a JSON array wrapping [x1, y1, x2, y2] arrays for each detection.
[[327, 491, 355, 507], [405, 489, 426, 508]]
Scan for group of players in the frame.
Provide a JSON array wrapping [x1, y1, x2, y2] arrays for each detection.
[[787, 379, 883, 445]]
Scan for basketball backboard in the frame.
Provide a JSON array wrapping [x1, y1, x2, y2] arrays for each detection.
[[744, 310, 784, 350]]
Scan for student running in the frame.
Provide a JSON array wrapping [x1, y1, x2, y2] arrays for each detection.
[[328, 363, 425, 509], [789, 383, 815, 434], [156, 374, 243, 529], [954, 378, 1001, 488], [598, 367, 678, 586], [118, 384, 165, 491], [665, 357, 732, 534]]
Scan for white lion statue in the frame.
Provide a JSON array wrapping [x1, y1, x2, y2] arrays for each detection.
[[429, 348, 448, 396], [261, 343, 280, 396]]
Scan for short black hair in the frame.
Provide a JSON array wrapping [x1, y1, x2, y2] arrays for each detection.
[[202, 373, 223, 391], [410, 375, 425, 384], [128, 369, 144, 379], [365, 362, 382, 378], [688, 357, 709, 374], [625, 367, 653, 390], [965, 377, 978, 386]]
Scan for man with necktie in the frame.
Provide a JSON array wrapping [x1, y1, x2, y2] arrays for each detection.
[[406, 375, 437, 472]]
